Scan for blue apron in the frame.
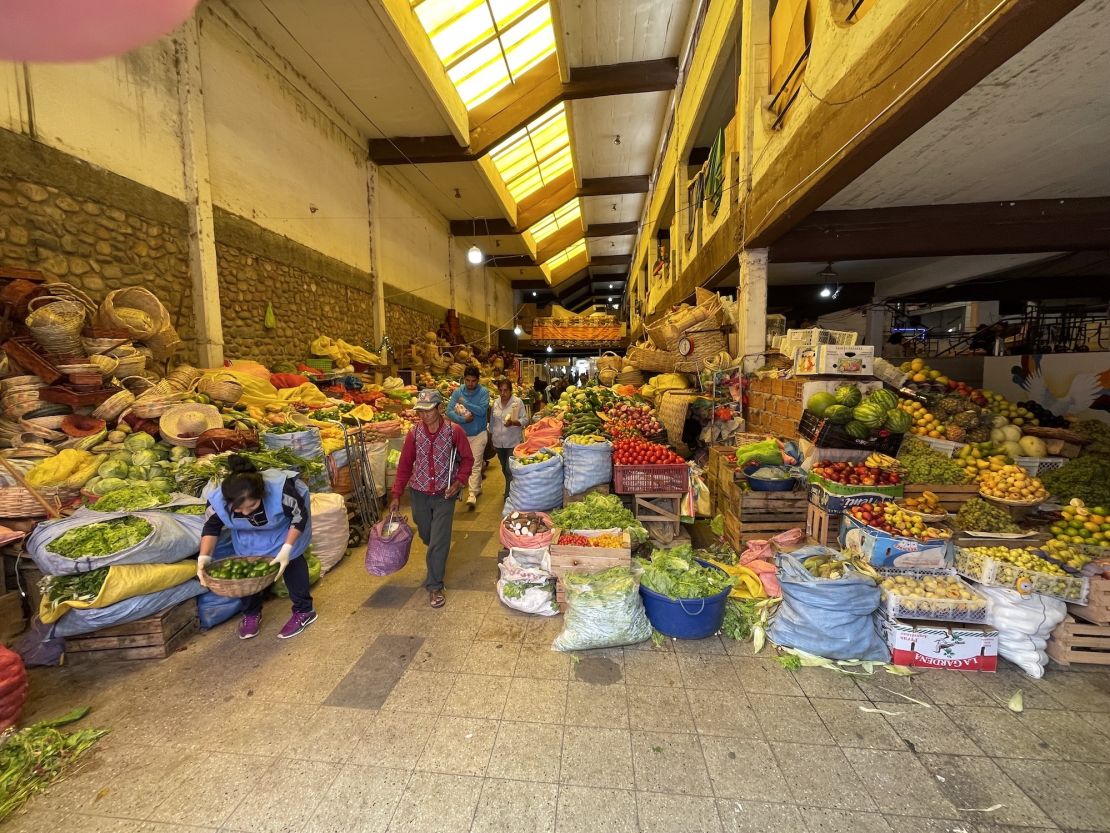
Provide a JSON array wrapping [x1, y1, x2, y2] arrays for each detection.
[[206, 469, 312, 560]]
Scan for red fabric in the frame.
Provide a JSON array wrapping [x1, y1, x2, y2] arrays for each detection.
[[392, 420, 473, 501], [270, 373, 310, 389]]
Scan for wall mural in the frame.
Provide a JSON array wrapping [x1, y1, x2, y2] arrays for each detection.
[[982, 353, 1110, 424]]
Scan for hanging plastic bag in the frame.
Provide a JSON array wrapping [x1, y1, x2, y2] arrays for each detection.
[[365, 513, 414, 576], [553, 566, 652, 651], [263, 301, 276, 329], [563, 437, 612, 496], [497, 549, 558, 616], [768, 552, 888, 661]]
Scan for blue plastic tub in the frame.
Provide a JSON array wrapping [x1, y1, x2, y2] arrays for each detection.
[[640, 560, 732, 639]]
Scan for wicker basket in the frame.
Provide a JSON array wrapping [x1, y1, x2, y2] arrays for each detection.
[[626, 343, 677, 373], [96, 288, 168, 341], [599, 369, 618, 386], [198, 372, 243, 405], [19, 416, 67, 442], [674, 326, 729, 373], [164, 364, 202, 392], [25, 297, 86, 355], [144, 321, 182, 361], [615, 369, 644, 386], [111, 351, 147, 378], [88, 354, 120, 377], [92, 389, 135, 422], [82, 335, 130, 355], [1, 376, 44, 393], [597, 351, 622, 373], [202, 556, 280, 598], [131, 393, 189, 419], [0, 485, 75, 518]]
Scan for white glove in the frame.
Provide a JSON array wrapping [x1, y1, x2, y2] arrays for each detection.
[[197, 555, 212, 587], [270, 544, 293, 578]]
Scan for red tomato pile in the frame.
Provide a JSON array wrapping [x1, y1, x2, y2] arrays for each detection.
[[558, 533, 592, 546], [613, 438, 685, 466], [812, 462, 901, 487]]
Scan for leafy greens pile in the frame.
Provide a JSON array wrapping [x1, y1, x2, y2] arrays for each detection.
[[46, 517, 152, 559], [174, 448, 324, 496], [549, 493, 646, 543], [636, 545, 735, 599], [90, 484, 171, 512], [552, 565, 652, 651], [42, 568, 109, 611]]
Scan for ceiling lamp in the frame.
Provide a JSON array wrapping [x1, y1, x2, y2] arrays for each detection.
[[513, 325, 522, 336], [817, 263, 840, 301], [467, 245, 483, 265], [532, 291, 537, 297], [546, 345, 553, 353]]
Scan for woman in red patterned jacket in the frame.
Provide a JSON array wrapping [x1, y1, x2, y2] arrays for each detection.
[[390, 389, 474, 608]]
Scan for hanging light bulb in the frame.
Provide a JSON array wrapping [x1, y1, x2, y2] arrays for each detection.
[[513, 325, 522, 336], [532, 291, 537, 297], [546, 345, 553, 353], [819, 286, 832, 298], [466, 245, 483, 265]]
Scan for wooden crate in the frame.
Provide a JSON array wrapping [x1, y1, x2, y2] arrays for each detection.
[[549, 529, 632, 610], [64, 602, 198, 664], [1047, 616, 1110, 667], [563, 483, 610, 505], [904, 484, 979, 512], [1069, 577, 1110, 626], [806, 503, 841, 547]]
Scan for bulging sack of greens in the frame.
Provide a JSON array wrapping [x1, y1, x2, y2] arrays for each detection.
[[48, 580, 205, 639], [497, 548, 558, 617], [768, 551, 889, 661], [26, 508, 202, 576], [262, 428, 328, 491], [563, 437, 612, 496], [39, 561, 198, 623], [503, 450, 564, 515], [553, 566, 652, 651]]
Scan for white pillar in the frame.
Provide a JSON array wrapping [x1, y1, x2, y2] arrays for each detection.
[[367, 162, 386, 344], [738, 248, 768, 372], [865, 301, 887, 350], [174, 16, 224, 368]]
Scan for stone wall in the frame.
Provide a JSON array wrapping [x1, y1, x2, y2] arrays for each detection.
[[385, 292, 492, 367], [213, 210, 376, 367], [0, 132, 197, 363]]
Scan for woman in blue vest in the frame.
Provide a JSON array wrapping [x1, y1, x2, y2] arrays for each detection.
[[197, 455, 315, 640]]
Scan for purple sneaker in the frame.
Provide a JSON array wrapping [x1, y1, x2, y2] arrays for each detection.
[[278, 610, 318, 639], [239, 612, 262, 640]]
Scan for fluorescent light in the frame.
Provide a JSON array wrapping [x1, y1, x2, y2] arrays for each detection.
[[467, 245, 483, 265], [513, 325, 522, 336], [608, 297, 613, 302], [819, 286, 832, 298]]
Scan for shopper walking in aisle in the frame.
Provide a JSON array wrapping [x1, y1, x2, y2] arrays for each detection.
[[197, 455, 315, 640], [446, 365, 490, 510], [490, 377, 527, 499], [390, 389, 474, 608]]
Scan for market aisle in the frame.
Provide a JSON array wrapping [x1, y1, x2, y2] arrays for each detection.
[[15, 462, 1110, 833]]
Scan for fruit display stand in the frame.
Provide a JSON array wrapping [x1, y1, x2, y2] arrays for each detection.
[[548, 529, 632, 608], [839, 513, 952, 568], [1047, 616, 1110, 667], [878, 568, 989, 623], [62, 602, 198, 664], [904, 485, 980, 512]]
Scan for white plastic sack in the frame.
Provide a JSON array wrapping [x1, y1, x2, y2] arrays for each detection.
[[563, 438, 612, 496], [26, 508, 202, 576], [311, 492, 350, 574], [553, 566, 651, 651], [979, 586, 1068, 678], [497, 549, 558, 616], [503, 450, 564, 514]]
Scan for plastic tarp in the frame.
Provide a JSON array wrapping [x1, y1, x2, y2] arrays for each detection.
[[26, 508, 202, 576], [503, 451, 564, 515], [563, 438, 612, 496], [497, 549, 558, 616], [768, 550, 889, 661], [49, 580, 205, 639], [209, 370, 327, 408], [39, 561, 197, 623]]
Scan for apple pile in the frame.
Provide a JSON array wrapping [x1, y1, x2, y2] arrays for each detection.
[[848, 501, 950, 539], [601, 402, 662, 438], [812, 462, 901, 487], [613, 438, 684, 466]]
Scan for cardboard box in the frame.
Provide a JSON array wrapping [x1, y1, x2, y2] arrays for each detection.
[[794, 345, 875, 376], [807, 481, 903, 513], [839, 514, 952, 568], [878, 614, 998, 672]]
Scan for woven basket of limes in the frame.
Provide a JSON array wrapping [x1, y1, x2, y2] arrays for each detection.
[[203, 556, 280, 597]]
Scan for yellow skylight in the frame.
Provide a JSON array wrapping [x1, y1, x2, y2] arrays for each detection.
[[411, 0, 556, 110], [541, 238, 588, 283], [525, 200, 582, 247], [489, 103, 574, 202]]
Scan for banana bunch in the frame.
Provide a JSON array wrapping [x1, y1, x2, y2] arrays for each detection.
[[564, 414, 603, 437], [802, 553, 880, 581], [865, 453, 903, 470]]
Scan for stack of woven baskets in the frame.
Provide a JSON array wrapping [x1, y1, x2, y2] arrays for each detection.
[[642, 287, 732, 373]]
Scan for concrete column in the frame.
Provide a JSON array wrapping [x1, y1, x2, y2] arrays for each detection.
[[174, 16, 224, 368], [367, 162, 386, 344], [738, 248, 768, 372], [865, 302, 887, 350]]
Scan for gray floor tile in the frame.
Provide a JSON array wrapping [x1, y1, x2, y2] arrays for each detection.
[[881, 704, 985, 756], [716, 800, 803, 833], [414, 715, 498, 776], [686, 688, 760, 738], [918, 753, 1057, 829], [555, 786, 638, 833], [747, 694, 835, 745], [790, 668, 867, 700], [326, 634, 425, 710], [841, 748, 959, 818], [944, 705, 1057, 759], [800, 807, 893, 832], [350, 710, 436, 770], [223, 757, 342, 833], [387, 771, 483, 833], [1017, 708, 1110, 761], [566, 680, 629, 728], [502, 676, 568, 723], [303, 763, 409, 833], [364, 584, 419, 609], [732, 657, 805, 696], [486, 721, 563, 782], [623, 650, 683, 687], [472, 779, 557, 833], [560, 725, 634, 789], [810, 698, 906, 750], [701, 738, 789, 800], [996, 758, 1110, 831], [442, 673, 511, 720], [627, 685, 695, 733], [515, 642, 572, 680], [637, 792, 723, 833], [631, 731, 713, 796], [772, 743, 876, 811]]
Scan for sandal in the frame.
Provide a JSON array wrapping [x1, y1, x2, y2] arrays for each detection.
[[429, 590, 446, 609]]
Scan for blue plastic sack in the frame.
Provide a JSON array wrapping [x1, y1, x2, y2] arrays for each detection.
[[563, 438, 612, 496], [767, 551, 889, 661], [196, 590, 248, 630], [503, 450, 564, 514], [49, 579, 206, 639], [262, 428, 328, 491]]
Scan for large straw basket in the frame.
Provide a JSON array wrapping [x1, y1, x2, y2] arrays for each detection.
[[599, 369, 618, 386], [88, 354, 120, 377], [95, 288, 168, 341], [113, 352, 147, 378], [0, 485, 75, 518], [91, 389, 135, 422], [198, 372, 243, 405], [132, 393, 188, 420], [82, 335, 130, 355], [202, 557, 280, 598], [164, 365, 202, 393], [144, 322, 182, 361], [674, 326, 729, 373], [19, 416, 67, 442], [615, 369, 644, 386], [597, 351, 622, 373], [25, 298, 86, 355], [1, 376, 44, 393], [626, 343, 678, 373]]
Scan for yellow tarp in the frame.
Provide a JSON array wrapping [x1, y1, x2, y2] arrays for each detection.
[[39, 561, 198, 623], [709, 561, 768, 600], [201, 370, 328, 408]]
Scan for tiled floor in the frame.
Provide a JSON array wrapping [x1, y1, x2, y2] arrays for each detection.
[[15, 465, 1110, 832]]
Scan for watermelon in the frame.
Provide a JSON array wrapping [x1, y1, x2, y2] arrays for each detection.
[[867, 388, 898, 412], [824, 405, 853, 425], [853, 402, 887, 429], [806, 391, 837, 417], [884, 408, 912, 433], [844, 420, 871, 439], [834, 384, 862, 408]]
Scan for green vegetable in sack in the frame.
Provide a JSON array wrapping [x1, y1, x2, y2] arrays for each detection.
[[42, 568, 109, 610], [735, 439, 782, 467], [89, 477, 128, 495], [46, 517, 153, 559], [123, 432, 156, 452], [97, 459, 129, 480], [272, 549, 320, 597], [90, 484, 171, 512]]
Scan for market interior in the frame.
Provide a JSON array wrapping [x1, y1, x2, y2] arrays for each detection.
[[0, 1, 1109, 832]]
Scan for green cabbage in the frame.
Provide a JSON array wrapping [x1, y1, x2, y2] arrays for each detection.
[[128, 466, 146, 481], [110, 451, 132, 464], [123, 432, 156, 452], [169, 446, 193, 462], [130, 450, 161, 468], [148, 477, 176, 492], [97, 459, 130, 479], [89, 477, 128, 495]]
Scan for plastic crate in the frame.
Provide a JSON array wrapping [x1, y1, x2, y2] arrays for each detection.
[[955, 547, 1088, 604], [613, 464, 689, 494], [779, 328, 858, 355], [878, 567, 989, 624], [1013, 456, 1067, 477], [799, 411, 905, 454], [305, 357, 334, 372]]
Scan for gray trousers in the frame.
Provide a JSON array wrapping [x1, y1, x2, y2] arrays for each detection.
[[409, 489, 457, 591]]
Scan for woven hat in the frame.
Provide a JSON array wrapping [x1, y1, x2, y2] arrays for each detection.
[[159, 403, 223, 447]]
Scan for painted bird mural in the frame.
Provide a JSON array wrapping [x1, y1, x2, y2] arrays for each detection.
[[1011, 356, 1110, 417]]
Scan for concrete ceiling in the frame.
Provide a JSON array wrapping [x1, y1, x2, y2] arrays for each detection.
[[825, 0, 1110, 210], [582, 193, 644, 225], [387, 162, 507, 221], [558, 0, 693, 67], [571, 91, 672, 178]]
